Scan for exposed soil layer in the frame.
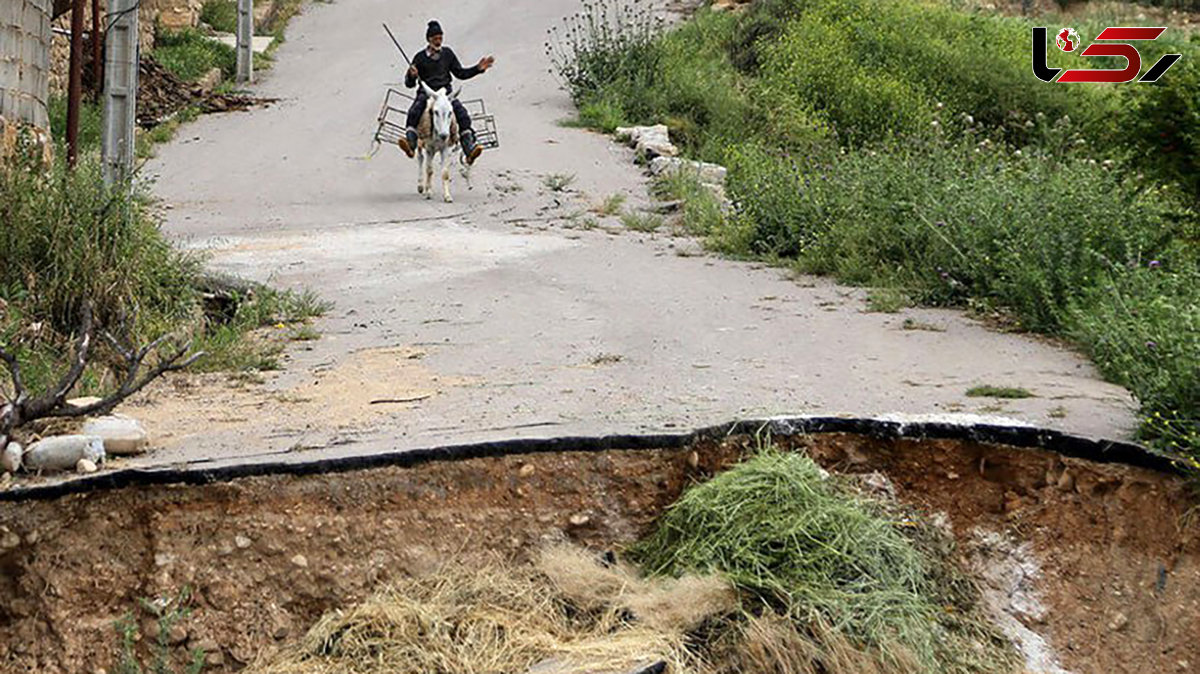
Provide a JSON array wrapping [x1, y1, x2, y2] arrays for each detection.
[[0, 433, 1196, 674]]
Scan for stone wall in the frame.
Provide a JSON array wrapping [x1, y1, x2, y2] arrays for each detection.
[[0, 0, 53, 129]]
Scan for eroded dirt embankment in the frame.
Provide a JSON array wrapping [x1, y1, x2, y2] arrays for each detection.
[[0, 433, 1196, 674]]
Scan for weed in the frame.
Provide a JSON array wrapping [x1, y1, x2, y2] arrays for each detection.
[[901, 318, 945, 332], [867, 287, 912, 313], [966, 385, 1035, 399], [113, 588, 204, 674], [543, 173, 576, 192], [153, 29, 237, 82], [594, 193, 627, 216], [289, 324, 320, 342], [621, 211, 664, 233], [199, 0, 238, 34]]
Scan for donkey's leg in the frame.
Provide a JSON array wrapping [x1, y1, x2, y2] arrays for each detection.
[[416, 148, 425, 194], [423, 149, 435, 200], [441, 147, 453, 203]]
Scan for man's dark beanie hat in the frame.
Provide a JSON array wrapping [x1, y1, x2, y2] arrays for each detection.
[[427, 20, 443, 38]]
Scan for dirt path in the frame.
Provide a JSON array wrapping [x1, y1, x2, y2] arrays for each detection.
[[139, 0, 1135, 470]]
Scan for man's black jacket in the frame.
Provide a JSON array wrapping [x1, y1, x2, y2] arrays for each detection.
[[405, 47, 481, 93]]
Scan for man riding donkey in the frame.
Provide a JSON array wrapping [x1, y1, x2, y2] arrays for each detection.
[[397, 20, 495, 165]]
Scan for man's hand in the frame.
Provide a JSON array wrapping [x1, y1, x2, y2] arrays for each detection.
[[478, 55, 496, 72], [407, 65, 418, 79]]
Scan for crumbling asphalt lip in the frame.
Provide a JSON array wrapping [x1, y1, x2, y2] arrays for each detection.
[[0, 415, 1179, 503]]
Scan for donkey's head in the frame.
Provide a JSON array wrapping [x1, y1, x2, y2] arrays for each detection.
[[421, 81, 455, 144]]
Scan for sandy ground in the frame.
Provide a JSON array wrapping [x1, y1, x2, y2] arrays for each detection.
[[136, 0, 1137, 471]]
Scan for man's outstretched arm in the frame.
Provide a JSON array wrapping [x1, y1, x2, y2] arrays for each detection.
[[448, 48, 495, 80]]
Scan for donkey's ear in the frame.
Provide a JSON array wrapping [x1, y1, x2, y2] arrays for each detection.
[[419, 80, 434, 96]]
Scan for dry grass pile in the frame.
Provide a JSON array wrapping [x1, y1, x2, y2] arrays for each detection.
[[247, 547, 735, 674]]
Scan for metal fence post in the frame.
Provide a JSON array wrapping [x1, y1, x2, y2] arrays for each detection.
[[101, 0, 137, 186], [236, 0, 253, 83]]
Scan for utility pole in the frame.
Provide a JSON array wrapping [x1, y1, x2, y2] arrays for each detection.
[[66, 0, 84, 167], [236, 0, 253, 83], [101, 0, 137, 185]]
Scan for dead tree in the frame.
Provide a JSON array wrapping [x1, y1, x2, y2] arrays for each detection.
[[0, 302, 203, 449]]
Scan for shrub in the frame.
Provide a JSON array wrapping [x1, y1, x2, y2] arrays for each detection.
[[546, 0, 663, 106], [199, 0, 238, 34], [152, 29, 237, 82]]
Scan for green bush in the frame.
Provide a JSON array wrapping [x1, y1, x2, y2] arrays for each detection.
[[0, 155, 199, 342], [153, 29, 236, 82], [1073, 263, 1200, 465], [199, 0, 238, 34], [1126, 51, 1200, 202]]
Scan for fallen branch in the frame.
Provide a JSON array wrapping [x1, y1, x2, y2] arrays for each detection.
[[0, 301, 203, 450]]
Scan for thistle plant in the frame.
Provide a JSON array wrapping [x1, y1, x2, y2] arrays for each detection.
[[544, 0, 665, 103]]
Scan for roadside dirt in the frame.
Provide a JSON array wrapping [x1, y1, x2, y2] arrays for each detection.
[[119, 345, 466, 459], [0, 433, 1195, 674]]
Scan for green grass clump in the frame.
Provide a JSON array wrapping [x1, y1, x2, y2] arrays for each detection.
[[200, 0, 238, 34], [193, 287, 331, 373], [620, 211, 664, 233], [632, 451, 1016, 673], [966, 385, 1035, 399], [153, 29, 237, 82]]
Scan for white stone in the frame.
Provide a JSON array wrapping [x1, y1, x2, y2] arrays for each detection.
[[648, 156, 728, 186], [1, 442, 22, 473], [83, 415, 149, 456], [76, 458, 98, 474], [23, 435, 105, 473], [614, 124, 678, 158]]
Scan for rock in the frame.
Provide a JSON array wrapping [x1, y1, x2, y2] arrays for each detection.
[[615, 124, 678, 158], [0, 472, 11, 491], [648, 156, 728, 186], [205, 651, 225, 667], [1108, 612, 1128, 631], [143, 620, 161, 640], [76, 458, 98, 474], [23, 435, 105, 473], [235, 535, 252, 549], [290, 554, 308, 568], [272, 623, 290, 640], [155, 553, 175, 567], [1056, 470, 1075, 492], [192, 638, 219, 653], [0, 528, 20, 551], [66, 396, 103, 408], [518, 463, 536, 477], [83, 416, 149, 456], [687, 451, 700, 469], [197, 67, 223, 94], [2, 442, 22, 473], [167, 624, 188, 645], [568, 513, 591, 527]]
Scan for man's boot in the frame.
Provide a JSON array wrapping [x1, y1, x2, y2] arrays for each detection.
[[397, 128, 418, 158], [461, 130, 483, 165]]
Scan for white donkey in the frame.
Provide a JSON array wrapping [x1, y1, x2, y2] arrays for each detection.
[[415, 81, 467, 202]]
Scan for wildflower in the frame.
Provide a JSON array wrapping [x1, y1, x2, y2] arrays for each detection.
[[1146, 341, 1158, 349], [1149, 260, 1161, 269], [1014, 149, 1023, 157], [935, 220, 946, 228], [1024, 120, 1035, 129]]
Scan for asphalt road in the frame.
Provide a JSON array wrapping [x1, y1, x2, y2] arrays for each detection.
[[142, 0, 1136, 468]]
